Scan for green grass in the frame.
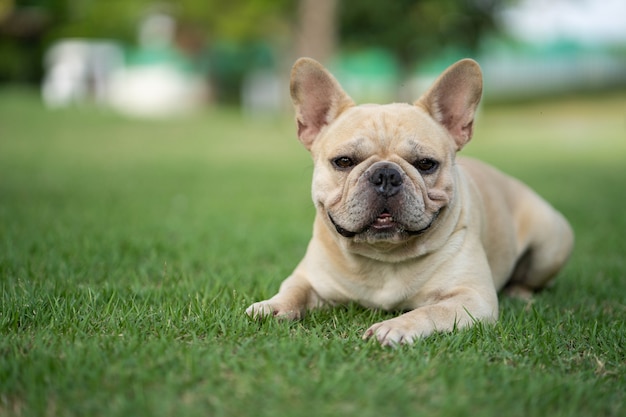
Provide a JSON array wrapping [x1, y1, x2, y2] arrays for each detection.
[[1, 88, 625, 417]]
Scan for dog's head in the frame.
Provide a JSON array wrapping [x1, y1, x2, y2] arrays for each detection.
[[290, 58, 482, 253]]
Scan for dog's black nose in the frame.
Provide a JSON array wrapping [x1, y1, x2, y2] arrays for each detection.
[[369, 167, 403, 197]]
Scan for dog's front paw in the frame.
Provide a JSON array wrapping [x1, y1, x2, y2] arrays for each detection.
[[363, 316, 434, 347], [245, 300, 303, 320]]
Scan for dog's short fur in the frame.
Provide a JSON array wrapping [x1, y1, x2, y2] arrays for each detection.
[[246, 58, 574, 346]]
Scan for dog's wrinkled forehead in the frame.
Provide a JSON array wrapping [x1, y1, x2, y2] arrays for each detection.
[[314, 102, 453, 160]]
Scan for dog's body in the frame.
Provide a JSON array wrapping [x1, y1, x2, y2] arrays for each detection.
[[246, 58, 574, 345]]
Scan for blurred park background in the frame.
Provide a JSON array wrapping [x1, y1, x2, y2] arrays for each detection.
[[1, 0, 626, 116]]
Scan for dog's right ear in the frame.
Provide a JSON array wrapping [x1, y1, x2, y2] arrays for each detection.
[[290, 58, 355, 150]]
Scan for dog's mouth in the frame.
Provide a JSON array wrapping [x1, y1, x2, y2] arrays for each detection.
[[329, 209, 439, 239], [371, 210, 396, 230]]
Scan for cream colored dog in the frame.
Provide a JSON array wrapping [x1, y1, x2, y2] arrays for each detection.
[[246, 58, 574, 346]]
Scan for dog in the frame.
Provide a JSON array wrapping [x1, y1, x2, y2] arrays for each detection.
[[246, 57, 574, 346]]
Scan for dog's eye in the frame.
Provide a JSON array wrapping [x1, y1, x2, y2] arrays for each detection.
[[414, 158, 439, 174], [333, 156, 355, 170]]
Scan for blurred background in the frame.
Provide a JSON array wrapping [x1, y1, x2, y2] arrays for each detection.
[[1, 0, 625, 117]]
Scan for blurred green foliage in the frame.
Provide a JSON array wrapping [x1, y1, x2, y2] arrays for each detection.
[[0, 0, 295, 83], [339, 0, 498, 67], [0, 0, 499, 84], [47, 0, 295, 42]]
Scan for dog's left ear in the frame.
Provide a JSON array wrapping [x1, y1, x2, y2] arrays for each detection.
[[416, 59, 483, 151], [290, 58, 355, 150]]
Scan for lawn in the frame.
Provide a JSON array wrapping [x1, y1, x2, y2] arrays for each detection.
[[0, 88, 624, 417]]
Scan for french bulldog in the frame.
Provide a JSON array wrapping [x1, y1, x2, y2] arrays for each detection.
[[246, 57, 574, 346]]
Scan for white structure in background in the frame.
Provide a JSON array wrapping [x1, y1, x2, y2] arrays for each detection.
[[483, 0, 626, 99], [108, 13, 207, 118], [42, 13, 207, 118], [408, 0, 626, 101], [42, 39, 124, 107], [108, 65, 206, 117], [500, 0, 626, 46]]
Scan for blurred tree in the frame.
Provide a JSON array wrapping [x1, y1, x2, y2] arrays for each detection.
[[295, 0, 338, 63], [0, 0, 295, 84], [0, 1, 52, 82], [44, 0, 294, 44], [1, 0, 502, 87], [338, 0, 499, 69]]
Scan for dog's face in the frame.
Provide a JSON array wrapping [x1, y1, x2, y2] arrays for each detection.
[[290, 58, 482, 252], [310, 104, 456, 245]]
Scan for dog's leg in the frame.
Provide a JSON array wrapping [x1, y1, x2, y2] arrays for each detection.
[[246, 273, 322, 320], [363, 286, 498, 346], [508, 201, 574, 293], [363, 241, 499, 346]]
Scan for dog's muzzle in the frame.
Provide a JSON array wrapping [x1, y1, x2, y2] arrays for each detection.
[[328, 210, 440, 239]]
